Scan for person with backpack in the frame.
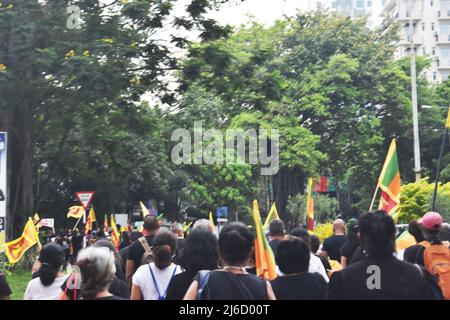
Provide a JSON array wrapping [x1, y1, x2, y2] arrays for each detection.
[[403, 212, 450, 299], [125, 215, 160, 287], [183, 222, 276, 300], [327, 211, 444, 300], [130, 231, 181, 300]]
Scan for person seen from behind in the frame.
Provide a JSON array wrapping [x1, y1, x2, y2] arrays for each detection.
[[321, 219, 346, 263], [327, 210, 443, 300], [184, 222, 276, 300]]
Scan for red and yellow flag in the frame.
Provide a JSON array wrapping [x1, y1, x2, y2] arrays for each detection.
[[252, 200, 277, 280], [263, 203, 280, 229], [67, 206, 85, 219], [103, 214, 109, 232], [110, 214, 120, 250], [84, 207, 97, 235], [5, 218, 41, 264], [306, 178, 315, 231], [377, 139, 401, 215]]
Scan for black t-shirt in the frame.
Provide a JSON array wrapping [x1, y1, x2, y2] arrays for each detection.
[[127, 235, 155, 268], [270, 272, 327, 300], [61, 274, 130, 300], [340, 241, 360, 263], [119, 246, 130, 272], [269, 239, 281, 257], [71, 235, 83, 255], [196, 271, 268, 300], [0, 274, 11, 297], [322, 235, 346, 262], [327, 256, 444, 300], [173, 237, 185, 265], [404, 242, 450, 267], [349, 246, 366, 265], [315, 253, 331, 271], [166, 271, 195, 300]]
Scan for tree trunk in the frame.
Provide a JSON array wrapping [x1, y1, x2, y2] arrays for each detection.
[[272, 167, 305, 228]]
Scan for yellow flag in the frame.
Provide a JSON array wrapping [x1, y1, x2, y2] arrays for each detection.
[[89, 207, 97, 222], [110, 214, 120, 250], [209, 211, 215, 228], [33, 213, 41, 230], [5, 218, 40, 264], [67, 206, 85, 219], [445, 106, 450, 128], [263, 203, 280, 229], [140, 201, 150, 218]]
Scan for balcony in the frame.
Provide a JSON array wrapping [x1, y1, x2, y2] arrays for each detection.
[[438, 9, 450, 19], [396, 9, 422, 21], [399, 34, 423, 46], [437, 34, 450, 44]]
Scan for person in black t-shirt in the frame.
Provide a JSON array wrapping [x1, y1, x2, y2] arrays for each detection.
[[72, 246, 128, 300], [170, 222, 186, 265], [321, 219, 346, 263], [166, 229, 218, 300], [268, 220, 285, 257], [271, 236, 327, 300], [184, 223, 276, 300], [0, 273, 11, 300], [119, 231, 143, 272], [340, 219, 361, 268], [327, 211, 443, 300], [125, 215, 160, 287], [404, 212, 449, 267]]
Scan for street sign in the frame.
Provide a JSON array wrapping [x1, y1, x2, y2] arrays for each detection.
[[40, 218, 54, 229], [0, 132, 7, 251], [75, 191, 95, 210], [217, 206, 228, 218]]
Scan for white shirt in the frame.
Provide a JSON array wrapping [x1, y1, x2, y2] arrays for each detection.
[[24, 275, 69, 300], [276, 253, 329, 283], [308, 253, 329, 283], [132, 262, 181, 300]]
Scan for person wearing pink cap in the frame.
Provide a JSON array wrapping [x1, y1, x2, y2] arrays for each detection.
[[404, 212, 448, 267]]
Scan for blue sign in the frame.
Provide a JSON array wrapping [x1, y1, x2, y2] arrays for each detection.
[[217, 207, 228, 218]]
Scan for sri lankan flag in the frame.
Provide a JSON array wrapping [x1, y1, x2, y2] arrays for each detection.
[[263, 203, 280, 229], [377, 139, 401, 215], [67, 206, 85, 219], [110, 214, 120, 250], [84, 207, 97, 236], [5, 218, 41, 264], [103, 214, 109, 232], [306, 178, 314, 232], [252, 200, 277, 280]]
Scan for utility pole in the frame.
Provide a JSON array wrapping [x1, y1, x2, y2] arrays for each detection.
[[409, 0, 421, 181]]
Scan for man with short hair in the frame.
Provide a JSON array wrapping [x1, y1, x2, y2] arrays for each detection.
[[268, 220, 285, 257], [327, 211, 443, 299], [321, 219, 346, 262], [125, 215, 160, 287]]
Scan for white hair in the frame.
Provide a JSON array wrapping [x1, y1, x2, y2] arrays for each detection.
[[76, 246, 116, 297], [192, 219, 214, 233]]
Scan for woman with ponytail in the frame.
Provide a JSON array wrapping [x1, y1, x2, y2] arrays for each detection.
[[184, 222, 276, 300], [24, 243, 68, 300], [131, 231, 181, 300]]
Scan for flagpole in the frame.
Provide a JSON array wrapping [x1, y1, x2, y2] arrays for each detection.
[[369, 184, 379, 212], [73, 215, 83, 231], [431, 127, 448, 211]]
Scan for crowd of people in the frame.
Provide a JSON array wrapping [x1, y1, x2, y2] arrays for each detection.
[[0, 210, 449, 300]]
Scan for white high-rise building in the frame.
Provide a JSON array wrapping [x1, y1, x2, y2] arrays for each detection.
[[303, 0, 385, 28], [383, 0, 450, 83]]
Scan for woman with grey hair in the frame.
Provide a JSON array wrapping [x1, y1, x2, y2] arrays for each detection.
[[192, 219, 214, 233], [76, 246, 127, 300]]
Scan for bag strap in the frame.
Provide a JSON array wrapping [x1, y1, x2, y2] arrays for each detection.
[[196, 270, 211, 300], [139, 237, 152, 254], [148, 264, 162, 299], [162, 265, 178, 298], [63, 273, 78, 301]]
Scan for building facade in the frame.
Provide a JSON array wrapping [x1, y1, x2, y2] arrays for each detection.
[[383, 0, 450, 83]]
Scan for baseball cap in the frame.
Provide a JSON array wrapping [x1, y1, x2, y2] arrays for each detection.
[[419, 212, 443, 230]]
